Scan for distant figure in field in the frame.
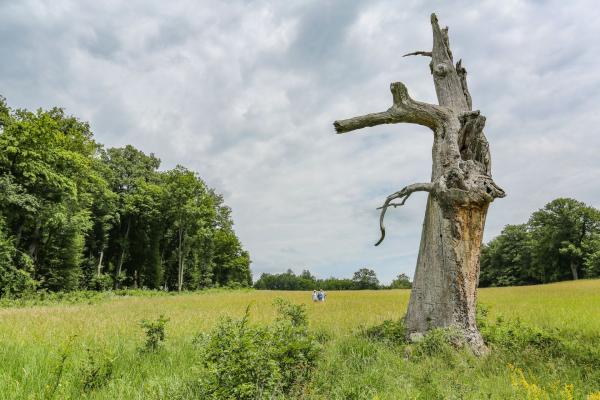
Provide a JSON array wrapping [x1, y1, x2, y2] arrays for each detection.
[[317, 289, 325, 302], [312, 290, 318, 302]]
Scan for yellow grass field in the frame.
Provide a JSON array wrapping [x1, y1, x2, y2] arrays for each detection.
[[1, 280, 600, 399], [2, 279, 599, 345]]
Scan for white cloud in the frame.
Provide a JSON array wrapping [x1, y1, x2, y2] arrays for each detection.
[[1, 0, 599, 283]]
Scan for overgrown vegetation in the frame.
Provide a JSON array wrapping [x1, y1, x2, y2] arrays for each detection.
[[361, 318, 406, 345], [190, 300, 321, 399], [2, 280, 600, 399], [0, 96, 251, 297], [311, 301, 600, 399]]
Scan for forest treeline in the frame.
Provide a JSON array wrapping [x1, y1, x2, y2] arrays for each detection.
[[254, 268, 412, 290], [480, 198, 600, 287], [0, 97, 251, 297]]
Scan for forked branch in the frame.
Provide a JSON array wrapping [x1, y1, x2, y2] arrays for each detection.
[[333, 82, 449, 134], [375, 183, 433, 246]]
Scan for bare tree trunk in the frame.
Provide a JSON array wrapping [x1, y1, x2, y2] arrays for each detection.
[[177, 227, 184, 292], [570, 260, 579, 280], [116, 218, 131, 289], [333, 14, 504, 354], [28, 223, 40, 260], [97, 249, 104, 276]]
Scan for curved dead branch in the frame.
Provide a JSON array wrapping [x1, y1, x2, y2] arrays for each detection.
[[375, 183, 433, 246]]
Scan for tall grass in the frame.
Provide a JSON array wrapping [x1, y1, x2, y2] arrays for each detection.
[[1, 281, 600, 399]]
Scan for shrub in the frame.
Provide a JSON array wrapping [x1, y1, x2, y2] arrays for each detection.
[[361, 320, 465, 359], [361, 319, 407, 345], [140, 315, 169, 352], [477, 304, 564, 356], [44, 336, 76, 399], [410, 327, 464, 360], [194, 300, 321, 399], [80, 347, 114, 392], [482, 315, 563, 354], [89, 273, 113, 291], [225, 281, 247, 290], [0, 263, 37, 298], [273, 297, 308, 327]]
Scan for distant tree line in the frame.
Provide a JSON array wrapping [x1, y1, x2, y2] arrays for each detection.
[[254, 268, 412, 290], [480, 198, 600, 287], [0, 96, 251, 297]]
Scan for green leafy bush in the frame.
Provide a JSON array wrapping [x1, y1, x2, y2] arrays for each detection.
[[44, 336, 76, 400], [89, 273, 113, 291], [80, 347, 115, 392], [361, 319, 407, 345], [273, 297, 308, 327], [224, 281, 248, 290], [360, 320, 465, 362], [140, 315, 169, 352], [194, 300, 321, 399], [477, 304, 564, 355], [411, 327, 464, 359], [0, 263, 37, 298]]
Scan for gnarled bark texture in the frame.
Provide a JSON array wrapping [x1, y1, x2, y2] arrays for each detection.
[[333, 14, 505, 354]]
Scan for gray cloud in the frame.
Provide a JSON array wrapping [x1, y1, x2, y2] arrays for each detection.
[[1, 0, 599, 283]]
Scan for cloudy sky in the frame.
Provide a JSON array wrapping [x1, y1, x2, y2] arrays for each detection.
[[1, 0, 599, 283]]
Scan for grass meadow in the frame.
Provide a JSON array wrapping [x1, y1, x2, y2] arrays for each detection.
[[1, 280, 600, 399]]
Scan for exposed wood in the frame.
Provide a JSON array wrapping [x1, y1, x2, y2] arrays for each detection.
[[332, 13, 505, 355], [403, 51, 432, 58], [116, 218, 131, 289], [570, 260, 579, 280], [455, 60, 473, 110], [97, 249, 104, 276], [177, 227, 184, 292]]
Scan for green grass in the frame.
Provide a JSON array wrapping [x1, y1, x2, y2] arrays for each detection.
[[1, 281, 600, 399]]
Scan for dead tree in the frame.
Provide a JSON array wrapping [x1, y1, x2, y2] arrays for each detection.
[[333, 14, 505, 354]]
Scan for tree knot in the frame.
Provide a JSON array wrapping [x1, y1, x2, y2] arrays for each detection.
[[433, 63, 450, 77]]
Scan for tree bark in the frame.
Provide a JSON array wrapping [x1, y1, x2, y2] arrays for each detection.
[[178, 227, 184, 292], [97, 249, 104, 276], [570, 260, 579, 280], [28, 222, 40, 260], [333, 14, 504, 354], [116, 218, 131, 289]]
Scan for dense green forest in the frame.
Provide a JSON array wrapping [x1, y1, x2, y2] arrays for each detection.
[[254, 268, 412, 290], [0, 97, 251, 297], [480, 198, 600, 287]]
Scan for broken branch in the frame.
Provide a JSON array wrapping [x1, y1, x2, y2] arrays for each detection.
[[403, 51, 432, 58], [333, 82, 449, 134]]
